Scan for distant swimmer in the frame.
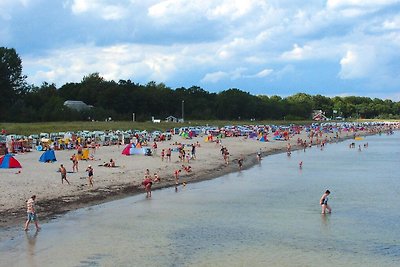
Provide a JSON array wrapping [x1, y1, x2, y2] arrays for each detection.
[[320, 190, 332, 214]]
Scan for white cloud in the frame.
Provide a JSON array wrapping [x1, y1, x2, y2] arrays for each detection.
[[339, 48, 377, 79], [382, 16, 400, 30], [70, 0, 129, 20], [201, 71, 229, 83], [201, 67, 272, 84], [148, 0, 266, 21], [5, 0, 400, 99], [327, 0, 400, 9], [248, 69, 273, 78], [25, 44, 180, 85], [281, 44, 313, 60], [326, 0, 400, 18], [206, 0, 262, 20], [0, 0, 32, 19], [255, 69, 273, 78]]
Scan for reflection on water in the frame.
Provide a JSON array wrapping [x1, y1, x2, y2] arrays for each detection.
[[0, 134, 399, 266], [25, 230, 39, 267]]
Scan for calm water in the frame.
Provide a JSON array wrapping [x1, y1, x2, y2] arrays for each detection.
[[0, 134, 399, 267]]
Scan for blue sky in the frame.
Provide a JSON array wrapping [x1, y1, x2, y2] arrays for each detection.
[[1, 0, 400, 100]]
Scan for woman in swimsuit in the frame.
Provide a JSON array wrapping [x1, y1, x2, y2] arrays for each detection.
[[320, 190, 331, 214]]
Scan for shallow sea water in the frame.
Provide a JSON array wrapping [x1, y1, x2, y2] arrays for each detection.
[[0, 133, 399, 267]]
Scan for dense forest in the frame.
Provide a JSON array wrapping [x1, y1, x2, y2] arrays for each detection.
[[1, 47, 400, 122]]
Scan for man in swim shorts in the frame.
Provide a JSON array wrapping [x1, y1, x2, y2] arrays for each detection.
[[24, 195, 40, 231], [59, 164, 70, 185]]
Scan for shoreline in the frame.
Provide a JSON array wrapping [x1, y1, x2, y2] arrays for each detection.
[[0, 131, 380, 230]]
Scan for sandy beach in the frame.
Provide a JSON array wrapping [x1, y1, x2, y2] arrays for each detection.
[[0, 129, 374, 228]]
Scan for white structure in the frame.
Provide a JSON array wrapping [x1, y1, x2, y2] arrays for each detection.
[[63, 100, 93, 111], [151, 116, 161, 123], [165, 116, 178, 122]]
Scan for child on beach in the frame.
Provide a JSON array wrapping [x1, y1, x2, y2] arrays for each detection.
[[153, 173, 160, 182], [320, 190, 332, 214], [24, 195, 40, 231], [182, 165, 192, 173]]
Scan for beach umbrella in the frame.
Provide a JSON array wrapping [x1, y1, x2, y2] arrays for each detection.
[[0, 154, 22, 168]]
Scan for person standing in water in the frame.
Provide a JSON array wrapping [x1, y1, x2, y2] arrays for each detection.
[[256, 149, 261, 162], [24, 195, 40, 231], [320, 190, 332, 214]]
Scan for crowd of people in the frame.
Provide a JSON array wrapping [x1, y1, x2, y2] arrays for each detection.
[[17, 121, 400, 231]]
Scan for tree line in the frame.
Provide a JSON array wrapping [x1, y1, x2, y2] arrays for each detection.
[[1, 47, 399, 122]]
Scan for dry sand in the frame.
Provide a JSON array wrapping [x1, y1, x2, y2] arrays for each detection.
[[0, 130, 357, 228]]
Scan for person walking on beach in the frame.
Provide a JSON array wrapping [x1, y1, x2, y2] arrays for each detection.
[[161, 149, 165, 161], [191, 144, 196, 160], [166, 148, 171, 162], [86, 165, 94, 187], [59, 164, 70, 185], [320, 190, 332, 214], [71, 153, 78, 172], [24, 195, 40, 231]]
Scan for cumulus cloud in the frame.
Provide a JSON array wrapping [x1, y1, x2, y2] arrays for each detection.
[[148, 0, 264, 21], [201, 71, 229, 83], [69, 0, 129, 20], [382, 16, 400, 30], [281, 44, 313, 60], [201, 68, 273, 84], [3, 0, 400, 99], [327, 0, 400, 9], [339, 48, 377, 79], [25, 44, 180, 86], [252, 69, 273, 78]]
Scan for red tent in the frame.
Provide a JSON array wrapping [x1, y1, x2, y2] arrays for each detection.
[[0, 154, 22, 168]]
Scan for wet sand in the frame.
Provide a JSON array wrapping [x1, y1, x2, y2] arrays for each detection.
[[0, 130, 369, 229]]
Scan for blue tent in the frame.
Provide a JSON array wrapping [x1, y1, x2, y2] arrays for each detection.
[[39, 150, 57, 162]]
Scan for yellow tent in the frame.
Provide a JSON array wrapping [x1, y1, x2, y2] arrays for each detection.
[[81, 148, 89, 160]]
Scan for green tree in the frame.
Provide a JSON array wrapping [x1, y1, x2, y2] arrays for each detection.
[[0, 47, 28, 121]]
